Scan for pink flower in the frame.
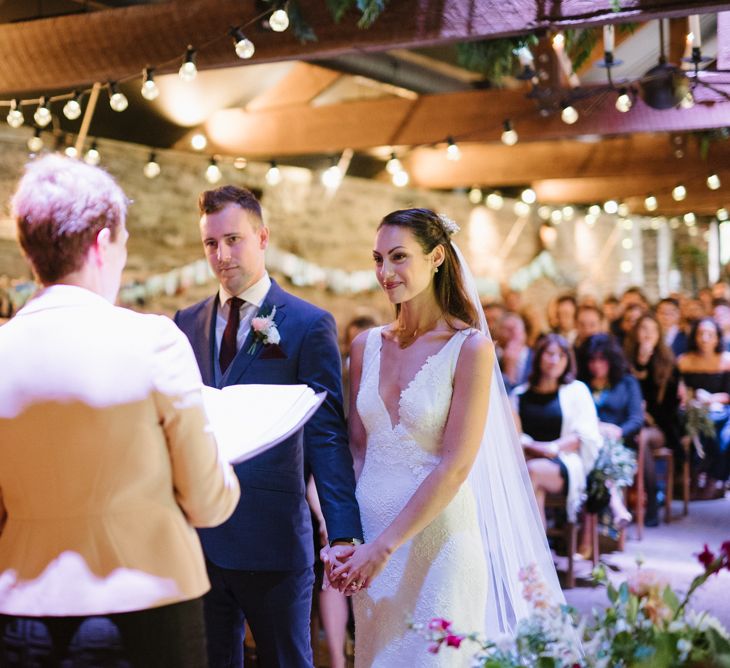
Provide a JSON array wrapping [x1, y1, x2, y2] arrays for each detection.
[[251, 317, 269, 332], [427, 643, 441, 654], [627, 569, 667, 598], [445, 634, 463, 648], [697, 544, 715, 569], [428, 618, 451, 632]]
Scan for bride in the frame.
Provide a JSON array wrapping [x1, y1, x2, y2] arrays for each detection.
[[326, 208, 564, 667]]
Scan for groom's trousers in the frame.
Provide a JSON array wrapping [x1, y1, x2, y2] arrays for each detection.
[[204, 559, 315, 668]]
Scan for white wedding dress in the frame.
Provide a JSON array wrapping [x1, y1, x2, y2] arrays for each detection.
[[352, 326, 487, 667]]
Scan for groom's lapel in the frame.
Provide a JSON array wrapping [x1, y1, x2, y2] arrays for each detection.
[[223, 284, 288, 387]]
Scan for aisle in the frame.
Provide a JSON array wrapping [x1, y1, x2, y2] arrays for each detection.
[[564, 495, 730, 628]]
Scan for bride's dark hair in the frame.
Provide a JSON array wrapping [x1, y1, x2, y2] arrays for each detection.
[[378, 208, 479, 329]]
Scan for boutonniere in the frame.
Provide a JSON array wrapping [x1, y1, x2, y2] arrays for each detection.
[[248, 306, 280, 354]]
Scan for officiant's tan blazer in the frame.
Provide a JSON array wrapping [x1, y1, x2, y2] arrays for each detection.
[[0, 285, 240, 617]]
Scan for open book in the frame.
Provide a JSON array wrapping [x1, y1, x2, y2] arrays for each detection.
[[201, 384, 326, 465]]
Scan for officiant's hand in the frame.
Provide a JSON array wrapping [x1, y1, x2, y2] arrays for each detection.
[[330, 540, 391, 593]]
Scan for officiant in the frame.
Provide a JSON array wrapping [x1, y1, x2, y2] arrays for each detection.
[[174, 185, 363, 668], [0, 155, 241, 666]]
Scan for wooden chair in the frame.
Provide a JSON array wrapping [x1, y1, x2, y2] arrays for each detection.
[[544, 493, 598, 589]]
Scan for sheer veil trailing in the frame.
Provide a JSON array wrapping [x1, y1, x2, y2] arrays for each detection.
[[451, 241, 566, 636]]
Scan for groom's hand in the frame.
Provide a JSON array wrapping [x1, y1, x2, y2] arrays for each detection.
[[321, 543, 356, 592]]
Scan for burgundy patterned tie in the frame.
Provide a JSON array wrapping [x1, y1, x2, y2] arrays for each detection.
[[219, 296, 244, 373]]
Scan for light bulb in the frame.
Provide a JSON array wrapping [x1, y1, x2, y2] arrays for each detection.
[[684, 212, 696, 225], [561, 104, 578, 124], [191, 133, 207, 151], [618, 202, 630, 217], [538, 205, 552, 220], [386, 153, 401, 175], [64, 146, 77, 158], [645, 195, 658, 211], [468, 187, 482, 204], [707, 173, 721, 190], [521, 188, 536, 204], [446, 137, 461, 161], [232, 28, 255, 59], [615, 89, 632, 113], [84, 143, 100, 165], [143, 153, 160, 179], [501, 119, 518, 146], [514, 201, 531, 217], [269, 7, 289, 32], [603, 199, 618, 214], [34, 97, 51, 127], [562, 206, 575, 220], [620, 260, 632, 273], [718, 208, 729, 221], [266, 162, 282, 186], [108, 83, 128, 112], [621, 218, 633, 230], [6, 100, 23, 128], [585, 213, 597, 226], [680, 92, 694, 109], [63, 94, 82, 120], [205, 159, 222, 184], [321, 164, 342, 188], [234, 157, 247, 169], [552, 32, 565, 49], [27, 131, 43, 153], [392, 170, 409, 187], [672, 184, 687, 201], [622, 237, 633, 250], [486, 192, 504, 210], [550, 209, 562, 224], [179, 47, 197, 82], [588, 204, 601, 216], [141, 69, 159, 100]]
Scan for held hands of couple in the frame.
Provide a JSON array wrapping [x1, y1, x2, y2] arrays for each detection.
[[321, 539, 392, 595]]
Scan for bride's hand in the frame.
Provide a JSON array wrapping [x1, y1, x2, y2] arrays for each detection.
[[330, 540, 392, 592]]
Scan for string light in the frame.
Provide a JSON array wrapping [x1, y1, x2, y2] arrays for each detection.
[[550, 209, 563, 224], [622, 237, 633, 249], [538, 205, 552, 220], [143, 152, 161, 178], [514, 201, 531, 217], [179, 46, 198, 82], [63, 92, 82, 120], [266, 160, 282, 186], [468, 187, 483, 204], [385, 152, 402, 175], [618, 202, 630, 217], [672, 184, 687, 201], [718, 208, 729, 221], [233, 157, 247, 169], [615, 88, 632, 113], [588, 205, 602, 216], [34, 97, 52, 128], [141, 69, 160, 101], [446, 136, 461, 161], [621, 218, 633, 230], [392, 169, 409, 187], [321, 158, 342, 188], [27, 128, 43, 152], [64, 145, 78, 158], [620, 260, 633, 273], [684, 212, 696, 226], [6, 99, 23, 128], [562, 205, 575, 220], [680, 92, 695, 109], [645, 195, 658, 211], [231, 28, 255, 59], [707, 173, 721, 190], [205, 157, 222, 183], [108, 82, 129, 112], [552, 32, 565, 49], [560, 103, 578, 125], [269, 5, 290, 32], [486, 192, 504, 210], [603, 200, 618, 214], [500, 119, 518, 146], [191, 133, 207, 151], [521, 188, 536, 204], [84, 141, 100, 165]]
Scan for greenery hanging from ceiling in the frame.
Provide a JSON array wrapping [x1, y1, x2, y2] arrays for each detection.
[[271, 0, 390, 41], [456, 36, 539, 85]]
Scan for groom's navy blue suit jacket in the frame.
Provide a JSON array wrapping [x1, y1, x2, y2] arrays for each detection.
[[174, 279, 363, 571]]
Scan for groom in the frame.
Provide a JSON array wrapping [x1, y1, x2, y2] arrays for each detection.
[[174, 185, 362, 667]]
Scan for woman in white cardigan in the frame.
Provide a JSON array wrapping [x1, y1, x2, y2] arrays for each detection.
[[512, 334, 602, 525]]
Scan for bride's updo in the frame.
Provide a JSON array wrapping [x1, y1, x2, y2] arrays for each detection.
[[378, 208, 479, 329]]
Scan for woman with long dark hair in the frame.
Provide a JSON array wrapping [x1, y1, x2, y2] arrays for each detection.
[[677, 317, 730, 499], [325, 208, 563, 666], [512, 334, 602, 527]]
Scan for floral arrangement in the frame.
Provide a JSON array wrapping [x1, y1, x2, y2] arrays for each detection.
[[585, 438, 637, 514], [248, 306, 280, 354], [414, 541, 730, 667], [684, 390, 719, 459]]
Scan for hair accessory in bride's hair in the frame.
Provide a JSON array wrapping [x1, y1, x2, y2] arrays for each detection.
[[436, 214, 460, 236]]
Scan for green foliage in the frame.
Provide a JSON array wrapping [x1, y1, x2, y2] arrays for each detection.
[[326, 0, 389, 27], [456, 35, 538, 85]]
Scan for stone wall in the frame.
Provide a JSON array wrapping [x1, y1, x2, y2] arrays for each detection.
[[0, 127, 676, 334]]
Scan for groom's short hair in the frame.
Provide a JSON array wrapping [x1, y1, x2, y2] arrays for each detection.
[[198, 185, 263, 227]]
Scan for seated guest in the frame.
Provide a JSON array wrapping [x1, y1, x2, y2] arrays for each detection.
[[0, 155, 240, 666], [624, 313, 681, 525], [481, 299, 505, 340], [615, 303, 644, 346], [656, 297, 689, 357], [712, 298, 730, 351], [698, 287, 714, 316], [496, 311, 533, 393], [677, 317, 730, 499], [512, 334, 601, 528], [554, 294, 578, 344], [575, 303, 606, 348], [577, 333, 643, 536], [601, 295, 620, 327]]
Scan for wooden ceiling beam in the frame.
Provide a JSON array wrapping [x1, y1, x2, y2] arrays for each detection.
[[405, 134, 730, 188], [245, 63, 341, 112], [0, 0, 728, 96]]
